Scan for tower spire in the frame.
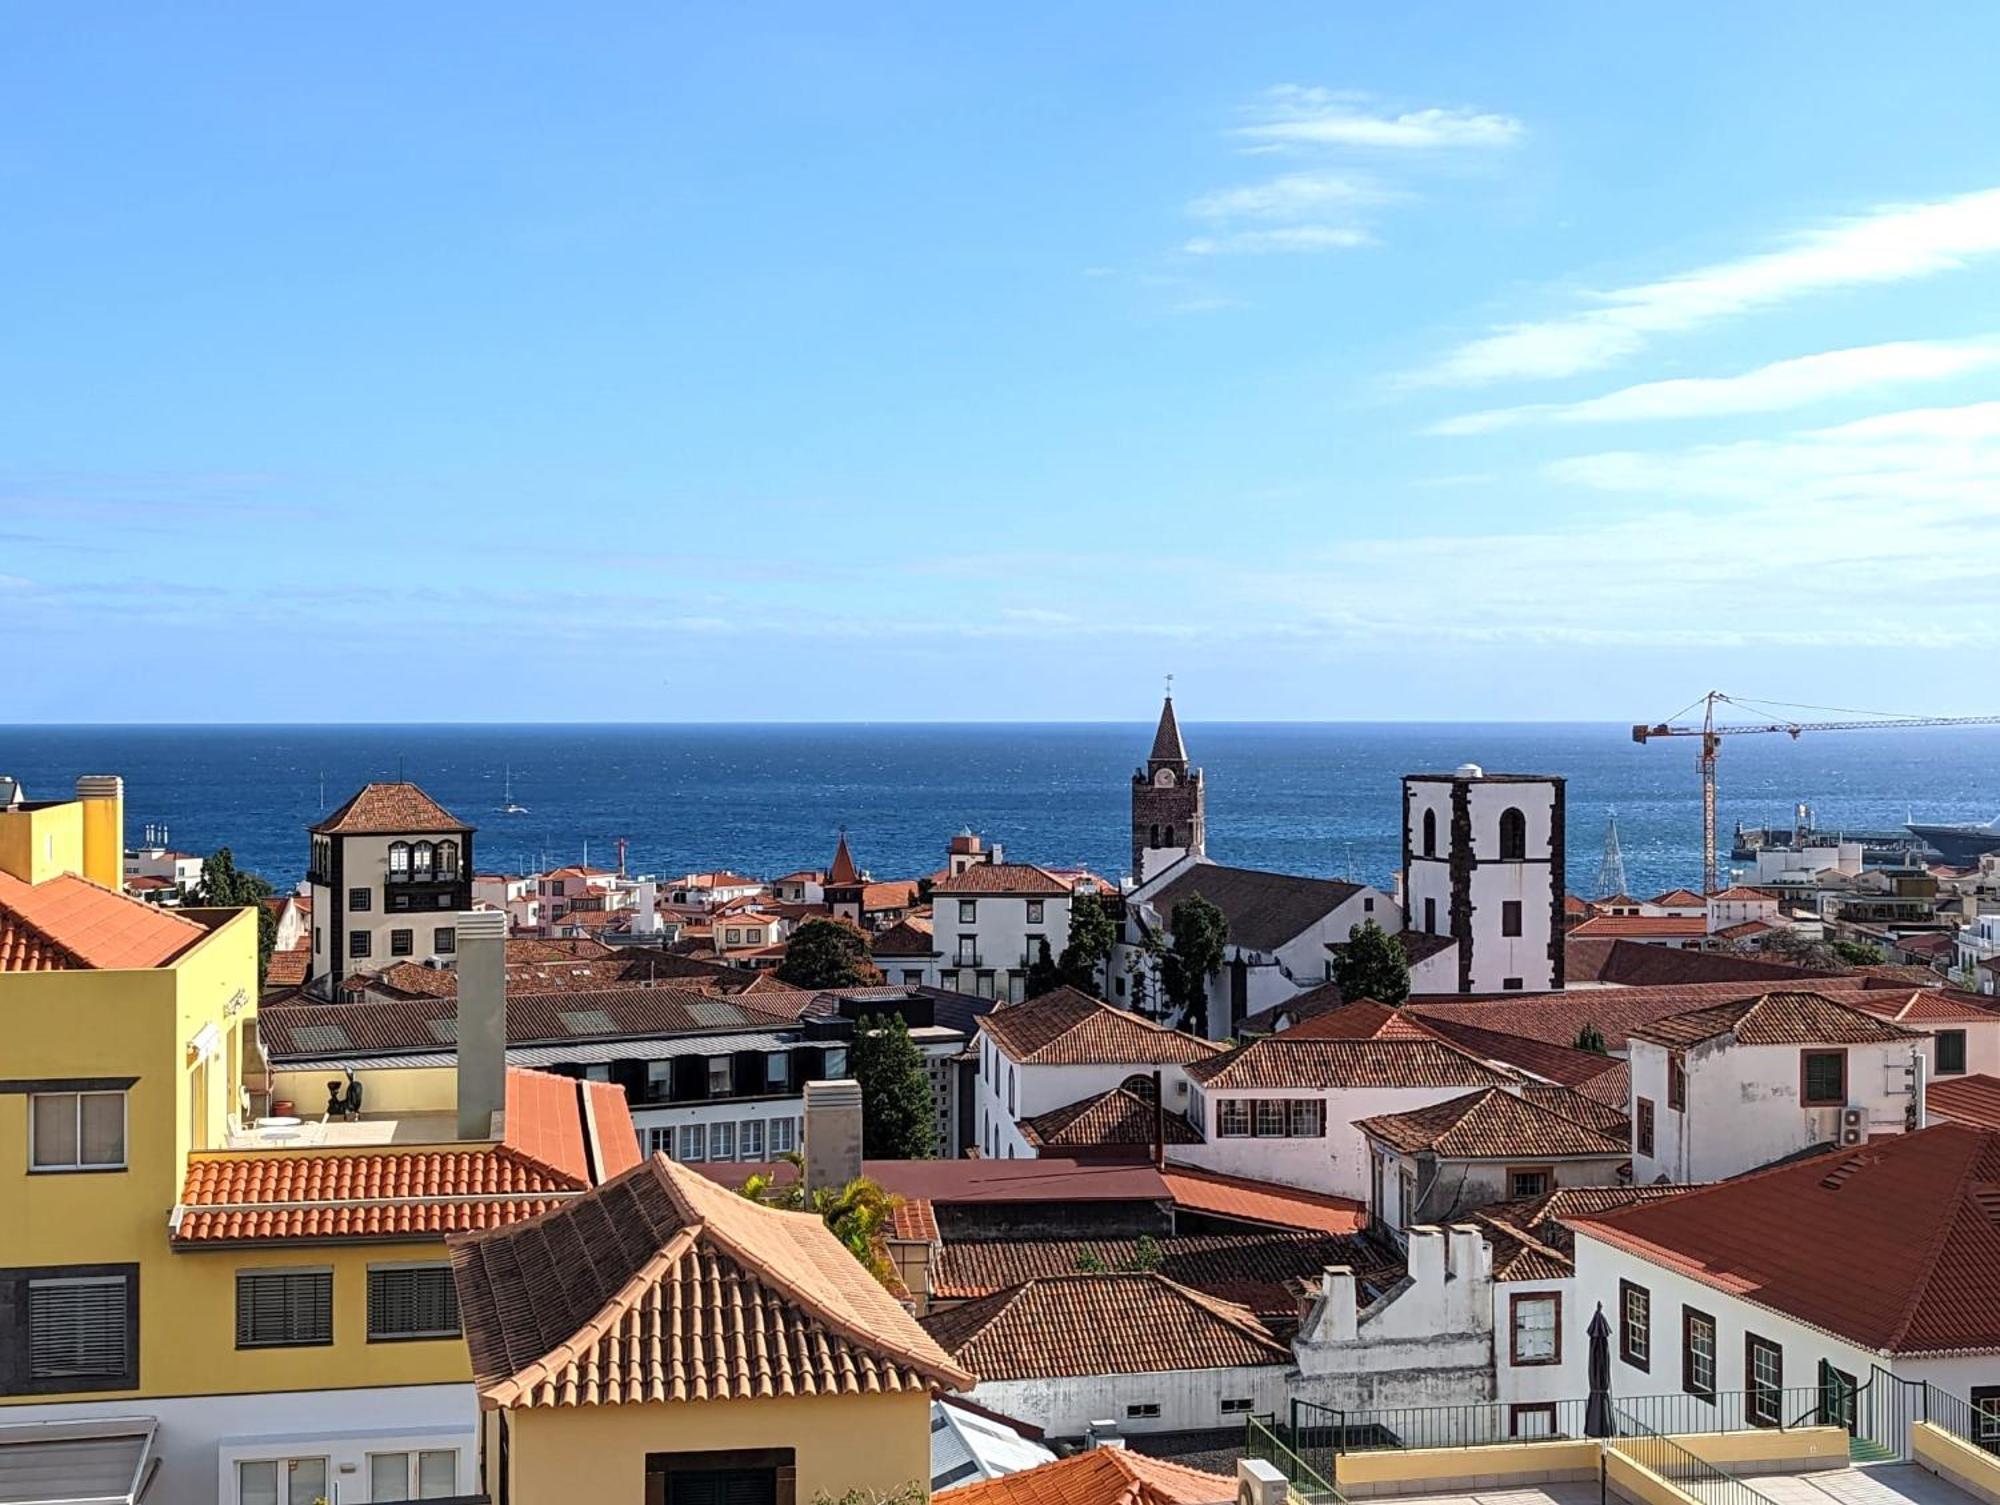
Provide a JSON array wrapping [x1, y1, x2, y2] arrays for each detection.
[[828, 826, 859, 887], [1149, 688, 1187, 769], [1595, 809, 1630, 899]]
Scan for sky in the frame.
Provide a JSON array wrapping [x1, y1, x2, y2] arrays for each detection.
[[5, 4, 2000, 723]]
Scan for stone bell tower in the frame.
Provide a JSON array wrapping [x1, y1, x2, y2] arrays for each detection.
[[1131, 692, 1205, 883]]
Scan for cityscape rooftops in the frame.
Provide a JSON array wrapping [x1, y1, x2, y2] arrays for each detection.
[[936, 1445, 1234, 1505], [310, 781, 470, 835], [1626, 989, 1923, 1049], [933, 863, 1073, 897], [1186, 1033, 1518, 1092], [0, 869, 209, 971], [979, 987, 1221, 1066], [1018, 1086, 1203, 1151], [1357, 1086, 1629, 1160]]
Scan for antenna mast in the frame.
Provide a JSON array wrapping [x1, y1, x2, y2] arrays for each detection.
[[1595, 810, 1630, 899]]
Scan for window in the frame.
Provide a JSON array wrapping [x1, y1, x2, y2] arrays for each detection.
[[1746, 1334, 1783, 1426], [368, 1264, 460, 1341], [236, 1269, 333, 1348], [435, 841, 459, 879], [1287, 1099, 1327, 1138], [1668, 1054, 1686, 1111], [1508, 1167, 1550, 1200], [1636, 1097, 1656, 1157], [350, 930, 372, 959], [1255, 1099, 1287, 1138], [1026, 900, 1044, 924], [388, 842, 410, 876], [1218, 1100, 1252, 1137], [390, 928, 413, 957], [1422, 808, 1437, 857], [708, 1058, 734, 1097], [1510, 1404, 1559, 1439], [1365, 896, 1375, 912], [349, 886, 371, 912], [1220, 1397, 1254, 1415], [1424, 897, 1437, 933], [238, 1457, 328, 1505], [1970, 1387, 2000, 1450], [648, 1126, 675, 1158], [368, 1450, 458, 1501], [29, 1090, 125, 1171], [771, 1117, 797, 1154], [1619, 1280, 1650, 1371], [1820, 1360, 1859, 1435], [958, 937, 978, 965], [433, 926, 455, 955], [1398, 1167, 1418, 1229], [678, 1124, 707, 1162], [1123, 1073, 1159, 1103], [1006, 1065, 1015, 1114], [711, 1121, 736, 1161], [765, 1053, 789, 1091], [25, 1273, 131, 1383], [740, 1119, 765, 1160], [1501, 900, 1522, 937], [1683, 1307, 1717, 1399], [1801, 1049, 1847, 1106], [1509, 1292, 1560, 1366], [412, 842, 433, 877], [1499, 807, 1527, 861], [1125, 1402, 1161, 1420], [313, 926, 321, 953], [824, 1047, 848, 1078], [1503, 977, 1524, 991], [725, 928, 742, 946], [1937, 1029, 1969, 1076], [958, 900, 976, 923]]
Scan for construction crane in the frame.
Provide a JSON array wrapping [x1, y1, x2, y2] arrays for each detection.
[[1633, 691, 2000, 895]]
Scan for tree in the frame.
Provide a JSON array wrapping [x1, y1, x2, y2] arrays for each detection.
[[1057, 889, 1117, 996], [1024, 937, 1064, 999], [1333, 920, 1411, 1007], [1749, 927, 1840, 970], [775, 917, 883, 989], [1830, 938, 1885, 967], [740, 1151, 903, 1289], [1574, 1022, 1608, 1054], [849, 1012, 937, 1159], [186, 847, 277, 974], [1072, 1250, 1108, 1273], [1124, 930, 1167, 1019], [1161, 893, 1228, 1038]]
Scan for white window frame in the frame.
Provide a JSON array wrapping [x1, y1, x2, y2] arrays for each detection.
[[365, 1447, 459, 1501], [28, 1089, 127, 1172], [236, 1455, 329, 1505], [711, 1120, 736, 1161]]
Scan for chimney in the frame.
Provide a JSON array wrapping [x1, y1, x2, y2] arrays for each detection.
[[74, 775, 124, 890], [1086, 1421, 1125, 1450], [455, 910, 508, 1141], [804, 1079, 863, 1193], [1316, 1264, 1359, 1342], [633, 879, 659, 937]]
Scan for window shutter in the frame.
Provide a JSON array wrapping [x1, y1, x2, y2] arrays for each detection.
[[237, 1271, 332, 1347], [368, 1266, 460, 1339], [28, 1276, 128, 1379]]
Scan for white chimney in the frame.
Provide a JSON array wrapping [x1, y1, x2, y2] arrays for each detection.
[[632, 879, 660, 936], [804, 1079, 864, 1192], [455, 910, 508, 1141], [1086, 1422, 1125, 1450]]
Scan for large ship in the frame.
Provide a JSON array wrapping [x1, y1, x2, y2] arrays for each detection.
[[1905, 815, 2000, 865], [1729, 804, 1928, 868]]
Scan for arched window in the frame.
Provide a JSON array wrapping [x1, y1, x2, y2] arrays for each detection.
[[1121, 1073, 1159, 1103], [1165, 825, 1175, 847], [436, 840, 459, 878], [1498, 807, 1527, 861], [1422, 809, 1437, 858], [1150, 824, 1160, 847], [388, 841, 410, 878], [412, 841, 434, 877]]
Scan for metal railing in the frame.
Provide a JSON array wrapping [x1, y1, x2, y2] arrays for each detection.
[[1618, 1387, 1839, 1439], [1610, 1407, 1768, 1505], [1291, 1397, 1594, 1457], [1247, 1415, 1345, 1504], [1919, 1384, 2000, 1455]]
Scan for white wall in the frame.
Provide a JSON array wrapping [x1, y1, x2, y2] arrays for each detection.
[[939, 892, 1076, 1005], [968, 1364, 1291, 1440], [1405, 776, 1561, 995], [974, 1033, 1200, 1160], [1174, 1083, 1481, 1199]]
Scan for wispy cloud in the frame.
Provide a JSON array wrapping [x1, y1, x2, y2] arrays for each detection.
[[1431, 339, 2000, 434], [1236, 88, 1525, 151], [1186, 172, 1392, 221], [1184, 226, 1373, 256], [1415, 186, 2000, 386]]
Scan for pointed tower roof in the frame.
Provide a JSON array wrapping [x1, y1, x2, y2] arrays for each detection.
[[1149, 695, 1187, 766], [827, 829, 860, 887]]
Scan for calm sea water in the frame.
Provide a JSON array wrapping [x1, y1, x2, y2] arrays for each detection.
[[1, 723, 1996, 898]]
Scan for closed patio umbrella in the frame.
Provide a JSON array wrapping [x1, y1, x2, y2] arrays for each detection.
[[1585, 1303, 1615, 1438]]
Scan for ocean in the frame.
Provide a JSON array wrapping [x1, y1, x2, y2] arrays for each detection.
[[2, 722, 1996, 898]]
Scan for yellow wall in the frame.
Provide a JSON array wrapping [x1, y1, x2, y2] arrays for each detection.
[[268, 1064, 461, 1118], [77, 783, 124, 890], [0, 800, 84, 884], [1914, 1422, 2000, 1505], [1336, 1440, 1600, 1492], [1670, 1426, 1849, 1470], [505, 1390, 933, 1503], [1605, 1449, 1698, 1505]]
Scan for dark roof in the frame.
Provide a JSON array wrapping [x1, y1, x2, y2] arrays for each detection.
[[1566, 936, 1842, 986], [1357, 1087, 1627, 1159], [311, 781, 470, 835], [1150, 695, 1188, 765], [1142, 864, 1364, 952], [1018, 1087, 1203, 1150]]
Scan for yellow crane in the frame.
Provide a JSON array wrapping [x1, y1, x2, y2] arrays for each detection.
[[1632, 691, 2000, 895]]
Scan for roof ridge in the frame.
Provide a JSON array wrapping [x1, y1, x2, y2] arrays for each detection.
[[1879, 1128, 1989, 1352]]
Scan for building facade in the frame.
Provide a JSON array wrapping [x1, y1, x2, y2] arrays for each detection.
[[1403, 767, 1565, 994], [306, 782, 474, 993], [1131, 694, 1206, 885]]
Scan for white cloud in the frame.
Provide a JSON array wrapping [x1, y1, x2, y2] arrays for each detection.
[[1432, 339, 2000, 433], [1186, 172, 1390, 221], [1183, 226, 1372, 256], [1416, 186, 2000, 386], [1237, 88, 1525, 151]]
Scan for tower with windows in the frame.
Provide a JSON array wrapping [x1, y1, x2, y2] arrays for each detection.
[[306, 781, 474, 994], [1402, 764, 1563, 993], [1131, 693, 1205, 883]]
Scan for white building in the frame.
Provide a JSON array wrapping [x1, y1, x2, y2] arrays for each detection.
[[935, 864, 1094, 1004], [1955, 913, 2000, 991], [1708, 884, 1784, 933], [306, 782, 474, 993], [122, 842, 206, 893], [1626, 990, 1926, 1185], [1114, 859, 1400, 1037], [1403, 767, 1565, 994]]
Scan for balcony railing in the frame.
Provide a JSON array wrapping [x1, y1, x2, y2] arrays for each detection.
[[387, 868, 462, 885], [955, 950, 983, 968]]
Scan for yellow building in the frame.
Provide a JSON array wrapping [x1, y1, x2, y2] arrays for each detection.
[[0, 777, 638, 1505], [449, 1152, 973, 1505]]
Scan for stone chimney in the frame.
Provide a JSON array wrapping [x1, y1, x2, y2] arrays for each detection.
[[455, 910, 508, 1141], [74, 775, 124, 891], [803, 1079, 864, 1193], [1315, 1264, 1359, 1343]]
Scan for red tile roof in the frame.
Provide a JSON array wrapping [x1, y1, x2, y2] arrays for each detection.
[[1927, 1075, 2000, 1131], [1474, 1185, 1696, 1282], [936, 1446, 1234, 1505], [1157, 1167, 1365, 1235], [449, 1153, 971, 1407], [890, 1198, 940, 1242], [1410, 977, 1881, 1052], [980, 988, 1221, 1067], [1276, 999, 1445, 1042], [871, 915, 936, 957], [1571, 1124, 2000, 1353], [1711, 885, 1780, 902], [1651, 889, 1708, 908], [920, 1272, 1288, 1381], [934, 863, 1073, 897], [1018, 1087, 1202, 1151], [1357, 1087, 1628, 1159], [1186, 1035, 1518, 1092], [1566, 937, 1836, 987], [1849, 989, 2000, 1024], [1568, 915, 1709, 940], [0, 870, 207, 971], [262, 942, 311, 990], [827, 833, 861, 887], [1628, 991, 1922, 1049], [937, 1448, 1233, 1505], [311, 781, 469, 835], [1404, 1012, 1630, 1090]]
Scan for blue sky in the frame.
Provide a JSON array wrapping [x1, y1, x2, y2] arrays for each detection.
[[6, 4, 2000, 722]]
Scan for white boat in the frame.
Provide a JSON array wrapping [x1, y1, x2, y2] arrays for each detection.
[[501, 764, 528, 815]]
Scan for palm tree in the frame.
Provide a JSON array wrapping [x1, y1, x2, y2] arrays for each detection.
[[740, 1151, 902, 1288]]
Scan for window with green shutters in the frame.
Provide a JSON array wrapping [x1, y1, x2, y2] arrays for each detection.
[[236, 1269, 333, 1348], [368, 1264, 460, 1341]]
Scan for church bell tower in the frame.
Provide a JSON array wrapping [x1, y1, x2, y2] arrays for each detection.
[[1131, 691, 1205, 883]]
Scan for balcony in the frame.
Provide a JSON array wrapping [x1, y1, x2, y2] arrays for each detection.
[[387, 868, 463, 886], [955, 949, 983, 968]]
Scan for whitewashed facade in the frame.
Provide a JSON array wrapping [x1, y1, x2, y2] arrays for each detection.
[[1403, 768, 1564, 995]]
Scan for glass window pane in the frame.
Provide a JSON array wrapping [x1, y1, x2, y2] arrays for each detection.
[[418, 1451, 458, 1498], [80, 1093, 124, 1166], [288, 1459, 328, 1505], [370, 1453, 412, 1500], [31, 1094, 78, 1168], [238, 1462, 280, 1505]]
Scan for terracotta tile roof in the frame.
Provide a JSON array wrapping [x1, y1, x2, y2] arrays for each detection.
[[931, 1231, 1390, 1318], [1927, 1075, 2000, 1131], [1651, 888, 1708, 908], [582, 1078, 644, 1179], [1518, 1081, 1630, 1136], [1566, 936, 1837, 987], [935, 1445, 1234, 1505], [1849, 988, 2000, 1024], [1408, 977, 1879, 1053], [172, 1069, 621, 1244], [311, 781, 469, 835], [827, 833, 861, 887], [934, 863, 1073, 897], [1714, 919, 1777, 940], [1473, 1185, 1694, 1281], [0, 870, 207, 971], [919, 1272, 1288, 1381], [1403, 1012, 1631, 1090], [890, 1199, 939, 1242], [1571, 1058, 1631, 1109], [449, 1153, 971, 1407], [1156, 1167, 1365, 1235], [1018, 1088, 1202, 1151], [1712, 885, 1780, 902], [1629, 990, 1923, 1049], [1564, 895, 1590, 917], [1568, 914, 1709, 939], [1275, 999, 1444, 1042], [980, 989, 1221, 1067], [1357, 1087, 1628, 1160], [262, 942, 311, 990], [871, 915, 936, 957], [1141, 864, 1365, 953], [1186, 1035, 1518, 1092], [1571, 1123, 2000, 1353]]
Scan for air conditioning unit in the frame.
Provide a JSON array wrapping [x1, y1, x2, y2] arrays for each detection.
[[1839, 1105, 1867, 1146], [1238, 1460, 1289, 1505]]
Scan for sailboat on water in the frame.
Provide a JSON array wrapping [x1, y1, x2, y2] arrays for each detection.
[[501, 764, 529, 815]]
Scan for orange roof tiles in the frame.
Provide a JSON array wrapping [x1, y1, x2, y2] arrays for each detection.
[[1850, 988, 2000, 1024], [1568, 914, 1709, 939], [1629, 990, 1922, 1049], [1186, 1035, 1518, 1092], [0, 869, 207, 971], [1927, 1075, 2000, 1131], [872, 915, 936, 957], [937, 1447, 1234, 1505], [1157, 1166, 1365, 1235], [312, 781, 469, 835], [934, 864, 1072, 897], [890, 1198, 939, 1242], [981, 988, 1221, 1066], [1357, 1086, 1627, 1159], [1019, 1087, 1202, 1150], [1276, 999, 1445, 1042], [449, 1154, 971, 1407]]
